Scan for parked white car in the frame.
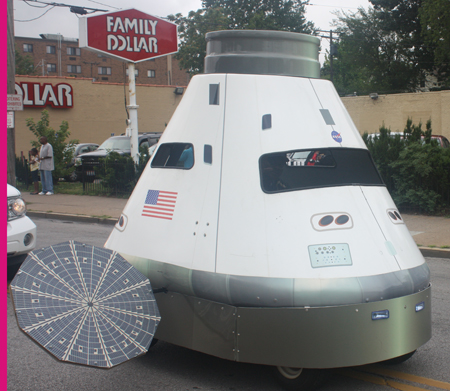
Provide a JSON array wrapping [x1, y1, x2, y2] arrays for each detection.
[[7, 184, 36, 266]]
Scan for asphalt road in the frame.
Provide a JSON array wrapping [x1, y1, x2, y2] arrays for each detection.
[[7, 218, 450, 391]]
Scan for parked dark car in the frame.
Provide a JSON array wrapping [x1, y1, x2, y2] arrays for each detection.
[[75, 133, 161, 181], [65, 143, 99, 181], [368, 132, 449, 148]]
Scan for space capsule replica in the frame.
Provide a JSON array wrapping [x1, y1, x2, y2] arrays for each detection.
[[105, 30, 431, 376]]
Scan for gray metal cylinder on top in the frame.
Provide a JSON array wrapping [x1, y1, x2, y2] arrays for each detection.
[[204, 30, 320, 78]]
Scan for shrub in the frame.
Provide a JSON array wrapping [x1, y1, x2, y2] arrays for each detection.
[[135, 144, 152, 179], [390, 143, 450, 213], [363, 118, 450, 214], [98, 146, 152, 195], [26, 110, 78, 182]]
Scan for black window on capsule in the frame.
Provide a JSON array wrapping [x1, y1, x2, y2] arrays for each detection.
[[260, 148, 383, 193], [151, 143, 194, 169]]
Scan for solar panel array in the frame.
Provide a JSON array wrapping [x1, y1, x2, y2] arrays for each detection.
[[10, 241, 160, 368]]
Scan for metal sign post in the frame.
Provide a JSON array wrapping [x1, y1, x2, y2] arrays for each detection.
[[127, 62, 139, 164], [79, 8, 178, 165]]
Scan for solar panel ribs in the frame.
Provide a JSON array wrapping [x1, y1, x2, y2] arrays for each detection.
[[10, 241, 160, 368]]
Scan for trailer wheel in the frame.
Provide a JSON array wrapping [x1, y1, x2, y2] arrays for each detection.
[[273, 366, 326, 391], [381, 350, 416, 365]]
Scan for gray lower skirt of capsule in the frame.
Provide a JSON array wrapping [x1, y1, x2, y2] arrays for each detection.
[[133, 258, 430, 308]]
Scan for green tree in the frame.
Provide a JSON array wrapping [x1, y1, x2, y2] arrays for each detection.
[[26, 110, 78, 182], [169, 0, 314, 76], [15, 48, 36, 75], [369, 0, 435, 75], [326, 7, 425, 95], [202, 0, 314, 32], [419, 0, 450, 85], [168, 8, 228, 75]]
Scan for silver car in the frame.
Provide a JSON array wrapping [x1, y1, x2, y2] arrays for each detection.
[[7, 184, 36, 268]]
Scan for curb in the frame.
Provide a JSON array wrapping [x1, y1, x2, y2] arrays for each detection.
[[418, 247, 450, 259], [28, 211, 450, 259], [27, 211, 117, 226]]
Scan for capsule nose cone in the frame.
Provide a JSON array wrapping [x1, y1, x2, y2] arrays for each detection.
[[204, 30, 320, 78]]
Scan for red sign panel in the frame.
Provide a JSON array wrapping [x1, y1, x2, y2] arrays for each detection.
[[80, 8, 178, 63], [15, 82, 74, 109]]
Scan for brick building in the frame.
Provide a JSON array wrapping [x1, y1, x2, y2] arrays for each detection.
[[15, 34, 189, 86]]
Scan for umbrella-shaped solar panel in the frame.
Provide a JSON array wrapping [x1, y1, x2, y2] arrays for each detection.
[[10, 241, 160, 368]]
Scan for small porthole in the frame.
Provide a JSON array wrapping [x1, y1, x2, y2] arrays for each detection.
[[388, 212, 397, 220], [116, 214, 128, 232], [335, 215, 349, 225], [394, 211, 402, 220], [319, 215, 334, 226]]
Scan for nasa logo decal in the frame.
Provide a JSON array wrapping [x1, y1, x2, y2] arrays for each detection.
[[331, 131, 342, 143]]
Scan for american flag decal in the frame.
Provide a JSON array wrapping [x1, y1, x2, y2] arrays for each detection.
[[142, 190, 178, 220]]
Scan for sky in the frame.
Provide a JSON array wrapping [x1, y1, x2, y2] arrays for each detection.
[[13, 0, 371, 37], [13, 0, 371, 59]]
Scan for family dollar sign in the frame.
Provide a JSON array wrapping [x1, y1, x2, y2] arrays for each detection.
[[79, 8, 178, 63]]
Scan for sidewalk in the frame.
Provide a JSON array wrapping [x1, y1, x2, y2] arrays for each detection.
[[22, 192, 450, 258], [23, 193, 126, 225]]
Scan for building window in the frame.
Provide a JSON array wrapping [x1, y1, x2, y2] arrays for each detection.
[[98, 67, 111, 75], [47, 63, 57, 73], [46, 45, 56, 54], [147, 70, 155, 78], [126, 69, 139, 76], [23, 44, 33, 53], [67, 65, 81, 74], [66, 47, 80, 56]]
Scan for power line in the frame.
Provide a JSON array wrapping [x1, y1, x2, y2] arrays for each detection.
[[88, 0, 120, 10], [15, 5, 55, 21], [18, 0, 107, 14], [23, 0, 49, 8]]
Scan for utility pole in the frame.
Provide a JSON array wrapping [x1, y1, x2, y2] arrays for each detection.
[[329, 30, 334, 83], [316, 30, 339, 83], [7, 0, 16, 186]]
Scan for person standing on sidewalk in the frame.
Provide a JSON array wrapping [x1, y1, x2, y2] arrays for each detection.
[[38, 136, 54, 195]]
